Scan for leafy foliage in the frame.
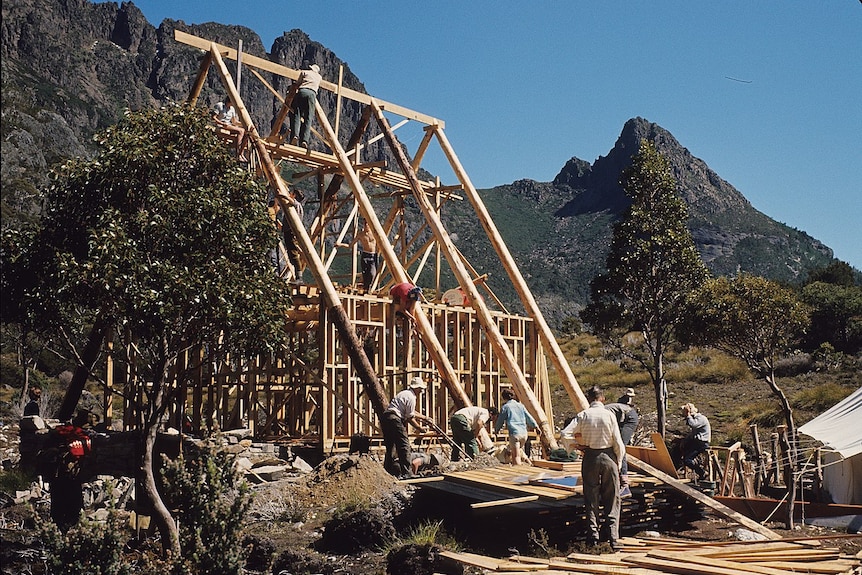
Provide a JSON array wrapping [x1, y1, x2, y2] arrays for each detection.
[[580, 141, 708, 433], [9, 104, 290, 363], [3, 103, 292, 555], [40, 501, 132, 575], [685, 275, 810, 376], [161, 439, 253, 575], [801, 281, 862, 353]]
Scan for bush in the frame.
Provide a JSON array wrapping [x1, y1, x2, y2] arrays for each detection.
[[0, 469, 32, 495], [241, 533, 276, 572], [160, 438, 252, 575], [40, 503, 131, 575], [317, 505, 396, 554], [272, 548, 334, 575]]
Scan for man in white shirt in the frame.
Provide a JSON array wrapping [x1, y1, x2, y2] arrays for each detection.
[[211, 96, 249, 162], [449, 405, 497, 461], [288, 62, 322, 148], [381, 377, 434, 479], [561, 385, 625, 550]]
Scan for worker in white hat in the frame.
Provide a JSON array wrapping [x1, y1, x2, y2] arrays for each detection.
[[380, 376, 435, 479]]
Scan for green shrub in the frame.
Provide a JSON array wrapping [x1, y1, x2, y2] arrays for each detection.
[[0, 469, 32, 495], [161, 438, 252, 575], [382, 519, 459, 555], [40, 503, 131, 575]]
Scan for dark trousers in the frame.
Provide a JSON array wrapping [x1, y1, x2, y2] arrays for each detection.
[[360, 251, 378, 290], [449, 414, 478, 461], [683, 438, 710, 479], [582, 448, 621, 543], [290, 88, 317, 146], [381, 410, 410, 476], [619, 421, 637, 477]]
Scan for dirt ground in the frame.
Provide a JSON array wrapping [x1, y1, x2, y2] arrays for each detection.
[[239, 453, 861, 575], [2, 449, 860, 575]]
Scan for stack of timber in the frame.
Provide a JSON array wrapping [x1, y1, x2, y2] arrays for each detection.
[[413, 462, 704, 537], [439, 535, 862, 574]]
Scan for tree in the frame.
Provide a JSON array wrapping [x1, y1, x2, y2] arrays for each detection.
[[581, 141, 708, 436], [801, 281, 862, 354], [686, 273, 810, 527], [805, 260, 857, 287], [5, 105, 291, 556]]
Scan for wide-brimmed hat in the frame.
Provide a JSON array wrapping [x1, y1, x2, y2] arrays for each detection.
[[408, 376, 427, 390], [625, 388, 636, 397], [309, 64, 320, 73]]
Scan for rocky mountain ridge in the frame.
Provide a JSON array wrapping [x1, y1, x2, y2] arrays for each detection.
[[1, 0, 839, 323]]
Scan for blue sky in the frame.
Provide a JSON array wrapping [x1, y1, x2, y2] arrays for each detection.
[[124, 1, 861, 270]]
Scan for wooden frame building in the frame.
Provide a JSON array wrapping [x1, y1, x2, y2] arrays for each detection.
[[111, 31, 590, 457]]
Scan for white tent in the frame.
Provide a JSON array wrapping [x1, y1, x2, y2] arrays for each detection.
[[798, 386, 862, 505]]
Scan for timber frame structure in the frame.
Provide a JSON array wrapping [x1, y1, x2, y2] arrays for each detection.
[[113, 31, 590, 457]]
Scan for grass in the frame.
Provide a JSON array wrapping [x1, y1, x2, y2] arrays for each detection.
[[0, 469, 32, 495], [550, 335, 861, 450], [381, 519, 461, 555]]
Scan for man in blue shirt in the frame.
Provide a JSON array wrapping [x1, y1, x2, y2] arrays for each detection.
[[494, 389, 538, 465]]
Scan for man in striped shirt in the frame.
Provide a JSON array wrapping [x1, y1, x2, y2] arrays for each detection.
[[561, 385, 625, 550]]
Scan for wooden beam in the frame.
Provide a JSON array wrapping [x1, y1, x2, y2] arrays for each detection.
[[310, 90, 474, 431], [626, 454, 782, 540], [371, 99, 557, 453], [208, 46, 391, 422], [431, 126, 589, 414], [470, 495, 540, 509], [174, 29, 443, 127]]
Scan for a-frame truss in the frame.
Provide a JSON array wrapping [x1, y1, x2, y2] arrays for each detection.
[[166, 30, 589, 455]]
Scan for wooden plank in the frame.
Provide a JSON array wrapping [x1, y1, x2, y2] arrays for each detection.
[[647, 550, 795, 575], [649, 432, 680, 478], [626, 455, 782, 540], [626, 555, 771, 575], [444, 471, 573, 500], [547, 558, 667, 574], [174, 29, 443, 127], [438, 550, 547, 571], [532, 459, 581, 472], [755, 560, 858, 574], [471, 495, 540, 509]]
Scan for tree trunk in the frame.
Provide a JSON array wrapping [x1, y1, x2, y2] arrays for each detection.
[[57, 316, 109, 422], [139, 357, 180, 557], [653, 343, 667, 437], [766, 370, 797, 529]]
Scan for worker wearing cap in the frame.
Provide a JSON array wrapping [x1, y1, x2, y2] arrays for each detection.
[[604, 387, 639, 497], [381, 377, 434, 479]]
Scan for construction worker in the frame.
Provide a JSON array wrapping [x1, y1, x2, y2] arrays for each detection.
[[381, 377, 434, 479], [211, 96, 249, 161], [337, 220, 379, 292], [288, 62, 322, 148], [449, 405, 497, 461]]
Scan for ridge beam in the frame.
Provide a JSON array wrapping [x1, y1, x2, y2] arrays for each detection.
[[174, 30, 443, 128]]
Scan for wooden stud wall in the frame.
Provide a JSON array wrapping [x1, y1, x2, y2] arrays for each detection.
[[150, 290, 550, 454]]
